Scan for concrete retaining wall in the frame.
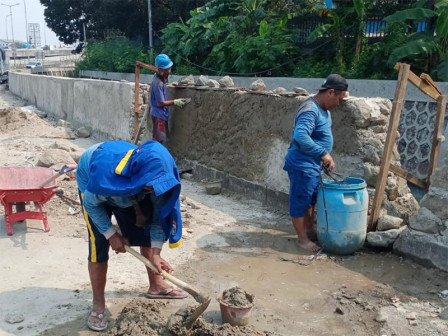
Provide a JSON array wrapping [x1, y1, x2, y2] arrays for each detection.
[[8, 72, 134, 140]]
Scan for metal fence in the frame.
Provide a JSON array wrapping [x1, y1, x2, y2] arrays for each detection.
[[291, 15, 429, 45]]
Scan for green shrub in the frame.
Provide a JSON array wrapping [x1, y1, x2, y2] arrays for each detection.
[[74, 38, 161, 75]]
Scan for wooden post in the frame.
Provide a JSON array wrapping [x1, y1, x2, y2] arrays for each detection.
[[368, 63, 410, 231], [133, 63, 141, 140], [427, 94, 447, 183]]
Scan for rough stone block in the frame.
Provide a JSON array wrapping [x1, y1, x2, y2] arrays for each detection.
[[49, 141, 72, 153], [142, 92, 149, 104], [249, 79, 266, 92], [273, 87, 287, 94], [420, 188, 448, 220], [76, 126, 91, 138], [430, 166, 448, 189], [409, 207, 443, 234], [292, 87, 309, 96], [179, 75, 195, 85], [394, 228, 448, 272], [349, 99, 372, 128], [370, 125, 387, 133], [386, 176, 399, 201], [37, 149, 76, 168], [384, 193, 419, 222], [218, 76, 234, 87], [195, 75, 208, 86], [362, 145, 381, 166], [207, 79, 220, 88], [366, 227, 405, 248], [363, 164, 379, 187], [377, 215, 403, 231]]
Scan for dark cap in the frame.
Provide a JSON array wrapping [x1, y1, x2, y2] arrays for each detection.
[[318, 74, 348, 91]]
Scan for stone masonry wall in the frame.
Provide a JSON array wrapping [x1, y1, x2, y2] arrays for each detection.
[[135, 80, 418, 237], [394, 153, 448, 271]]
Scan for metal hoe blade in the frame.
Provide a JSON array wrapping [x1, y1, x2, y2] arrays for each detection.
[[182, 297, 211, 329]]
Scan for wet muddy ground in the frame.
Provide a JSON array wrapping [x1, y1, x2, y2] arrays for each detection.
[[1, 85, 448, 336]]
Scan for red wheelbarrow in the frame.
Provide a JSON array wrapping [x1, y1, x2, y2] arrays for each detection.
[[0, 167, 58, 236]]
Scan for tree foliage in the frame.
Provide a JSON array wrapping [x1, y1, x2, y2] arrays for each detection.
[[40, 0, 208, 45], [385, 0, 448, 80], [160, 0, 302, 75]]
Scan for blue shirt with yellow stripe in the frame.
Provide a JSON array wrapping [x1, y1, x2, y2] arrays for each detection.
[[77, 140, 182, 248]]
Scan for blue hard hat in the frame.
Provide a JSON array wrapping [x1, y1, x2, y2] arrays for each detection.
[[155, 54, 173, 69]]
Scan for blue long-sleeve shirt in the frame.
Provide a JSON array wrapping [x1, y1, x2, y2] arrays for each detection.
[[284, 98, 333, 175], [77, 143, 166, 248], [150, 74, 169, 120]]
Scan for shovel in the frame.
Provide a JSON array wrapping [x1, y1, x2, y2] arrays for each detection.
[[38, 164, 77, 188], [124, 245, 211, 329]]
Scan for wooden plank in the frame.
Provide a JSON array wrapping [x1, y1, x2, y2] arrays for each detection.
[[420, 73, 442, 96], [136, 61, 158, 72], [133, 64, 141, 140], [427, 95, 447, 183], [369, 63, 410, 231], [389, 164, 428, 190], [393, 63, 440, 101]]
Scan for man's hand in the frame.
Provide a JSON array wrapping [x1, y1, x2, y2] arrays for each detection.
[[109, 232, 129, 253], [173, 98, 189, 107], [322, 153, 335, 171], [149, 248, 174, 274]]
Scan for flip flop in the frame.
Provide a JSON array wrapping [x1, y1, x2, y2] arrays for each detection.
[[87, 311, 108, 331], [145, 286, 188, 299]]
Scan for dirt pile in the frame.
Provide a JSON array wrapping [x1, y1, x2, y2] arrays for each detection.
[[104, 298, 275, 336], [0, 107, 32, 131], [220, 287, 254, 307], [0, 107, 73, 138], [104, 299, 167, 336]]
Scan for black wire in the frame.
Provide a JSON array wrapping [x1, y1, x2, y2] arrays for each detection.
[[154, 31, 332, 76]]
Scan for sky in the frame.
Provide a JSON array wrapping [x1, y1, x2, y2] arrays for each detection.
[[0, 0, 61, 46]]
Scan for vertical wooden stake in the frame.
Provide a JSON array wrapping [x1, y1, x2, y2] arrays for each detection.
[[368, 63, 410, 231], [133, 64, 141, 140], [427, 94, 447, 184]]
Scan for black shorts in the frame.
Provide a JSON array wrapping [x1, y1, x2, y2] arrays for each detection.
[[79, 192, 152, 263]]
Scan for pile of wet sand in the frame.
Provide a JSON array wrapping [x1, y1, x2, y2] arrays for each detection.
[[220, 287, 254, 307], [104, 298, 275, 336], [0, 107, 32, 131], [0, 107, 72, 138]]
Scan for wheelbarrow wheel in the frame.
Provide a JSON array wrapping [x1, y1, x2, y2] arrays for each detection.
[[15, 202, 26, 223]]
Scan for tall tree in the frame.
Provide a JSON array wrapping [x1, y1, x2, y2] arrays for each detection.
[[40, 0, 86, 44]]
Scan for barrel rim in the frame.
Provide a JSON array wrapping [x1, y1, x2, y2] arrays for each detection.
[[322, 177, 367, 190]]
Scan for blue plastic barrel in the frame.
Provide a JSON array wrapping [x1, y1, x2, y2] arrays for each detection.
[[317, 177, 368, 255]]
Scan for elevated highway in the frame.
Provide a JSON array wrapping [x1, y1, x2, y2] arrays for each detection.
[[6, 48, 75, 60]]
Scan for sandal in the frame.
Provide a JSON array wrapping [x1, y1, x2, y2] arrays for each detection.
[[145, 286, 188, 299], [87, 311, 108, 332]]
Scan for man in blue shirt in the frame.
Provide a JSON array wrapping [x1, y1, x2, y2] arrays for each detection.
[[150, 54, 188, 144], [77, 140, 185, 331], [284, 74, 348, 252]]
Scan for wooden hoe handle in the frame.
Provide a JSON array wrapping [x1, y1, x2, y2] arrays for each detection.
[[124, 245, 206, 303]]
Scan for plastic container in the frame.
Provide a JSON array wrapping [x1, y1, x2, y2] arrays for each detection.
[[317, 177, 368, 255], [217, 292, 254, 326]]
